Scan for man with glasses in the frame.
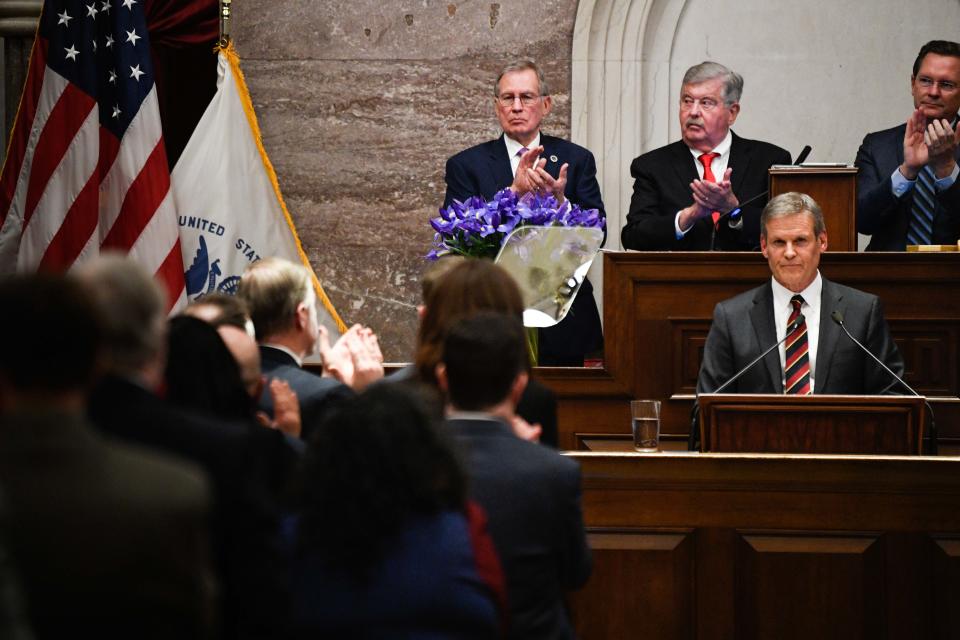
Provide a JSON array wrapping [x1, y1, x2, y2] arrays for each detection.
[[856, 40, 960, 250], [442, 59, 605, 366], [621, 61, 791, 251]]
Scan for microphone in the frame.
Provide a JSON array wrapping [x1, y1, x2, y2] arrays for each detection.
[[689, 313, 804, 450], [830, 310, 937, 454], [709, 189, 771, 250], [794, 144, 812, 165]]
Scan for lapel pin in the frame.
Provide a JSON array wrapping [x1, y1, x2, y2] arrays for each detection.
[[549, 155, 558, 163]]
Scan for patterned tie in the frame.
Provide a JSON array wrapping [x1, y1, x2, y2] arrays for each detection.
[[784, 295, 811, 395], [698, 152, 720, 225], [907, 165, 936, 246]]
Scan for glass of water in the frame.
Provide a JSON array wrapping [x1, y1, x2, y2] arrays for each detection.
[[630, 400, 661, 452]]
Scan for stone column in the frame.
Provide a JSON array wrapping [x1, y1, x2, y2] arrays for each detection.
[[0, 0, 41, 158]]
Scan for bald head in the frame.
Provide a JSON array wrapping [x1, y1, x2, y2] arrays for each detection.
[[217, 324, 262, 398]]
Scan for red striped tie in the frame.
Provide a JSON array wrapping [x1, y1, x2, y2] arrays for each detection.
[[698, 152, 720, 225], [784, 295, 811, 395]]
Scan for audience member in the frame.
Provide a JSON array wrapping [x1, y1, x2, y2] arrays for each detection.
[[237, 257, 382, 439], [443, 58, 605, 366], [412, 258, 559, 447], [622, 61, 791, 250], [185, 292, 254, 333], [79, 254, 288, 639], [438, 312, 592, 640], [0, 273, 215, 638], [856, 40, 960, 249], [285, 383, 505, 638]]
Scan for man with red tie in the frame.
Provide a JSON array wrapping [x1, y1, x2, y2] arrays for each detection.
[[621, 61, 791, 251], [697, 192, 904, 399]]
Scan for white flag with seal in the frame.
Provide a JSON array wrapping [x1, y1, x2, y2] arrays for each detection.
[[171, 43, 345, 334]]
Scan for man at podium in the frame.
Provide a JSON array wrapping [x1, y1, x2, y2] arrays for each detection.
[[697, 192, 905, 396]]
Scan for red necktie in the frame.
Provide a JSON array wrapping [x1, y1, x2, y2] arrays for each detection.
[[698, 152, 720, 226], [784, 295, 811, 395]]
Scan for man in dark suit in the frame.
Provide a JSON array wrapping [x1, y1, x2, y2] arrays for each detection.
[[622, 61, 791, 251], [438, 312, 591, 640], [698, 192, 904, 402], [0, 273, 216, 638], [855, 40, 960, 250], [443, 59, 605, 366], [237, 257, 383, 439]]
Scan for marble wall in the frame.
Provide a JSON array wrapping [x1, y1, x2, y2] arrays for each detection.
[[232, 1, 580, 361]]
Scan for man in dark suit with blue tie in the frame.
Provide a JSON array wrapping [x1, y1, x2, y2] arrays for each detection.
[[856, 40, 960, 250], [443, 59, 605, 366]]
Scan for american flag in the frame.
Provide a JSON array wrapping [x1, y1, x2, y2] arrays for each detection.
[[0, 0, 186, 309]]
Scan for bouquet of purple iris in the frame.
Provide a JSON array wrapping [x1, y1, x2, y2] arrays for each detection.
[[427, 188, 605, 260]]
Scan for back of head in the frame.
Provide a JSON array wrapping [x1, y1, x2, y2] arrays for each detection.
[[74, 253, 165, 379], [164, 316, 253, 421], [0, 273, 102, 400], [416, 259, 525, 384], [237, 257, 310, 341], [441, 311, 528, 412], [184, 293, 251, 332], [296, 383, 465, 575]]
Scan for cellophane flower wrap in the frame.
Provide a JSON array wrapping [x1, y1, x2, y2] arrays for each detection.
[[427, 188, 605, 260]]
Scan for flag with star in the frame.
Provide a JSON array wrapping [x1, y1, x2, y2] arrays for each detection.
[[0, 0, 186, 309]]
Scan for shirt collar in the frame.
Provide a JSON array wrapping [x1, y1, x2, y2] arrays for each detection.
[[687, 129, 733, 160], [504, 132, 541, 159], [771, 270, 823, 310], [262, 343, 304, 367]]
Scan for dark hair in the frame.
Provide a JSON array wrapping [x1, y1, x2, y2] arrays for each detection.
[[415, 259, 526, 385], [0, 274, 102, 393], [296, 383, 466, 575], [442, 312, 527, 411], [912, 40, 960, 76], [164, 315, 254, 421], [185, 293, 250, 330]]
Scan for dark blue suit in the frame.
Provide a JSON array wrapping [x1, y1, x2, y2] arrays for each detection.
[[443, 134, 606, 365], [855, 122, 960, 250]]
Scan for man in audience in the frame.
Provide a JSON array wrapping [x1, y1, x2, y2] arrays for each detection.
[[856, 40, 960, 249], [237, 257, 382, 439], [437, 311, 592, 639], [0, 273, 215, 637], [443, 58, 604, 365], [79, 254, 288, 639], [622, 61, 791, 251], [697, 192, 904, 400], [185, 292, 254, 334]]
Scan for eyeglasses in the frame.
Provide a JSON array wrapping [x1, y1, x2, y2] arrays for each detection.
[[497, 93, 542, 108], [916, 76, 958, 93], [680, 96, 723, 112]]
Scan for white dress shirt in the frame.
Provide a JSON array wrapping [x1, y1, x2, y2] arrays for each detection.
[[504, 132, 541, 177], [771, 272, 822, 392], [675, 130, 734, 237]]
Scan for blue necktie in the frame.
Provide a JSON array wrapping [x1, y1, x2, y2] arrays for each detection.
[[907, 165, 937, 246]]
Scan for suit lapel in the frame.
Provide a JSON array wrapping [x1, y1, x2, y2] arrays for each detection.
[[668, 141, 699, 191], [488, 135, 516, 192], [814, 278, 843, 393], [539, 134, 563, 179], [728, 131, 751, 197], [749, 282, 783, 392]]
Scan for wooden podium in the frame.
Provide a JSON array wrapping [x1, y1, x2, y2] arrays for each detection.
[[769, 165, 858, 250], [698, 394, 926, 455]]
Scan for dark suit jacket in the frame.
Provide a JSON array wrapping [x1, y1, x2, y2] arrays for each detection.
[[443, 134, 606, 364], [622, 132, 791, 250], [0, 410, 214, 638], [258, 346, 354, 440], [88, 375, 288, 639], [855, 122, 960, 250], [447, 417, 591, 640], [697, 277, 905, 397]]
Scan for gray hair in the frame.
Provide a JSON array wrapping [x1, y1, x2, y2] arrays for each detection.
[[760, 192, 826, 238], [494, 59, 550, 97], [237, 257, 312, 341], [75, 252, 167, 376], [682, 61, 743, 106]]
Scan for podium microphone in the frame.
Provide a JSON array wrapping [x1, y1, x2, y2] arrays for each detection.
[[794, 144, 812, 165], [689, 313, 804, 450], [830, 310, 937, 454]]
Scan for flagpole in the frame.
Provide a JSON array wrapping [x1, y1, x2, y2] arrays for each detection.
[[219, 0, 231, 47]]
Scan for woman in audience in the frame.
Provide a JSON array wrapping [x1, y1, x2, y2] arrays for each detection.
[[286, 383, 505, 638], [414, 258, 560, 446]]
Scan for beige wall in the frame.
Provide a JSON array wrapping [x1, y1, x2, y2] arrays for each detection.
[[235, 0, 960, 360]]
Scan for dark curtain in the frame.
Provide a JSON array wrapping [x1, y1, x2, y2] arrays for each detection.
[[146, 0, 220, 168]]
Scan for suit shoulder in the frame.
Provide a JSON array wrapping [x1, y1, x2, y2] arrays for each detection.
[[717, 282, 768, 312], [860, 123, 905, 147], [446, 138, 500, 165], [541, 134, 591, 156], [631, 140, 685, 166], [825, 279, 878, 306], [733, 135, 791, 162]]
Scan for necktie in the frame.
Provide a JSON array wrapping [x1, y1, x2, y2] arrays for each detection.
[[907, 165, 936, 246], [698, 152, 720, 225], [514, 147, 529, 177], [784, 295, 811, 395]]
